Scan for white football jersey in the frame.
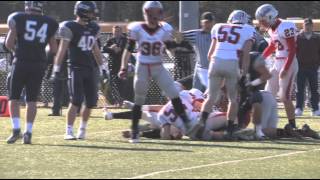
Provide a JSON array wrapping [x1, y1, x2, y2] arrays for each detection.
[[157, 90, 201, 134], [179, 89, 204, 106], [211, 23, 256, 60], [267, 20, 298, 59], [127, 21, 173, 64]]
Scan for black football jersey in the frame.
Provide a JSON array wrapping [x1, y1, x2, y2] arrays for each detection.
[[7, 12, 58, 63], [249, 52, 266, 91], [58, 21, 100, 69]]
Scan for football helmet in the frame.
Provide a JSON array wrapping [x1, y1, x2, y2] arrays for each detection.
[[255, 4, 278, 28], [74, 1, 98, 22], [227, 10, 249, 24], [25, 1, 43, 13], [142, 1, 163, 25]]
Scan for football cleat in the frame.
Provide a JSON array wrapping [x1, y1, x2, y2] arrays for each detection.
[[284, 124, 303, 139], [300, 124, 320, 139], [129, 130, 140, 143], [64, 133, 77, 141], [22, 132, 32, 144], [295, 108, 303, 116], [104, 111, 113, 120], [122, 130, 131, 139], [7, 129, 22, 144]]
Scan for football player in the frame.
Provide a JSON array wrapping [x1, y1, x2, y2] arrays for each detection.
[[193, 10, 256, 138], [238, 50, 272, 139], [255, 4, 298, 129], [5, 1, 58, 144], [118, 1, 192, 143], [51, 1, 104, 140]]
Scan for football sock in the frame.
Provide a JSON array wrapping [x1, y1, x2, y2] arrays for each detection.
[[132, 105, 142, 133], [141, 129, 161, 139], [11, 117, 21, 130], [66, 125, 74, 135], [227, 120, 235, 133], [172, 98, 189, 123], [113, 111, 132, 119], [79, 121, 88, 130], [255, 124, 264, 137], [25, 122, 33, 133]]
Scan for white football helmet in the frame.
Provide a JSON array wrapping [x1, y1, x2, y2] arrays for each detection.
[[142, 1, 163, 24], [189, 88, 204, 99], [227, 10, 249, 24], [255, 4, 278, 27]]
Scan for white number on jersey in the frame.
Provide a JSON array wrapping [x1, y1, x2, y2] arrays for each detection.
[[78, 36, 95, 51], [24, 20, 48, 43]]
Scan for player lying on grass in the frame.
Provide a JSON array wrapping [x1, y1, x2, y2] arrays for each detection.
[[104, 88, 319, 141], [103, 86, 243, 141]]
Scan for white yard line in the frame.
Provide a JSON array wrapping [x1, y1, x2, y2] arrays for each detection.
[[127, 148, 320, 179]]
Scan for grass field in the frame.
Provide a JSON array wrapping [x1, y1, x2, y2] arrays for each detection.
[[0, 107, 319, 179]]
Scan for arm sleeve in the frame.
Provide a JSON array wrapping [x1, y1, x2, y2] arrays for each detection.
[[7, 13, 16, 29], [211, 24, 218, 40], [127, 23, 139, 41], [262, 41, 276, 58], [283, 37, 296, 70], [182, 31, 196, 44], [58, 23, 73, 42]]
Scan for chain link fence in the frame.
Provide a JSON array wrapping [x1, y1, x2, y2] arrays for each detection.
[[2, 32, 317, 108], [0, 33, 195, 107]]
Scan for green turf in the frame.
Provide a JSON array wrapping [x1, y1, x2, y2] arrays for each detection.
[[0, 107, 319, 179]]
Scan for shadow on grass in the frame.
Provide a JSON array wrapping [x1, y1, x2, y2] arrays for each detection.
[[257, 138, 320, 146], [101, 139, 301, 151], [278, 116, 320, 120], [33, 143, 192, 153]]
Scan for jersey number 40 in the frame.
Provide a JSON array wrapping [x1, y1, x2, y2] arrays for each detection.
[[78, 36, 95, 51], [24, 20, 48, 43]]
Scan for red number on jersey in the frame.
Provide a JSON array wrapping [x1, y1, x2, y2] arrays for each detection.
[[141, 41, 162, 56], [217, 26, 242, 44]]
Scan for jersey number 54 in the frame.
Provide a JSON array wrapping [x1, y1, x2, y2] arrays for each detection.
[[24, 20, 48, 43]]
